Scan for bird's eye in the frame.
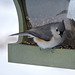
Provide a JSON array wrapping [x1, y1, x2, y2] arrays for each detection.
[[56, 28, 58, 32]]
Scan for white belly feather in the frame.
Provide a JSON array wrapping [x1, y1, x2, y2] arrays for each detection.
[[33, 37, 63, 49]]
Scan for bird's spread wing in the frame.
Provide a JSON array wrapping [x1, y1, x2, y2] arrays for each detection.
[[26, 24, 53, 41]]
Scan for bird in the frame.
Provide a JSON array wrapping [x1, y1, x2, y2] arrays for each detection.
[[10, 20, 66, 50]]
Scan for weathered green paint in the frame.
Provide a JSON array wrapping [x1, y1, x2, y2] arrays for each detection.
[[8, 44, 75, 69], [13, 0, 23, 43]]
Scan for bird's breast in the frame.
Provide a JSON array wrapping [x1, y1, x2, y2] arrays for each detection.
[[33, 37, 63, 49]]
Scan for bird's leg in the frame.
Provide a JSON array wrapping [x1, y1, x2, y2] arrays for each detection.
[[50, 46, 58, 53], [50, 48, 55, 53], [40, 48, 41, 50], [39, 47, 42, 51], [47, 48, 54, 53], [39, 47, 55, 52], [39, 47, 46, 51], [50, 46, 57, 53]]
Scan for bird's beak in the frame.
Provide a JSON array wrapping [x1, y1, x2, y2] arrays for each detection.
[[59, 31, 63, 38]]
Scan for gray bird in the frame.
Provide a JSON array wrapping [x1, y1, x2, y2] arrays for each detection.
[[10, 20, 66, 49]]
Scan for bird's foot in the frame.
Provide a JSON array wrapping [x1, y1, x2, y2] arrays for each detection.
[[40, 48, 42, 51], [50, 46, 57, 53], [50, 48, 55, 53], [39, 47, 56, 53]]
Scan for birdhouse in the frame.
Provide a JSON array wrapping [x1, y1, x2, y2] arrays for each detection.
[[8, 0, 75, 69]]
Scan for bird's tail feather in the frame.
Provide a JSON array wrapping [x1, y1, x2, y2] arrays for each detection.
[[10, 32, 27, 36], [10, 32, 35, 38]]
